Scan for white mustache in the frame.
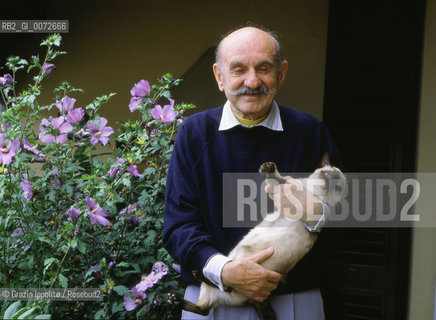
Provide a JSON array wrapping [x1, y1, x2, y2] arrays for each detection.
[[228, 86, 276, 96]]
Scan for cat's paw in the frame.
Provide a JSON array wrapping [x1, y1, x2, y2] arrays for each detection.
[[168, 292, 184, 305], [259, 162, 277, 174]]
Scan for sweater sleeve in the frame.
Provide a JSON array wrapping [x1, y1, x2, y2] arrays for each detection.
[[163, 123, 221, 277]]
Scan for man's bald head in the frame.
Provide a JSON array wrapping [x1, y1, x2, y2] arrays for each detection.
[[215, 27, 285, 71]]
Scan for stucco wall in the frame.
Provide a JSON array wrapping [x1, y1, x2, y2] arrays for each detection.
[[34, 0, 329, 122]]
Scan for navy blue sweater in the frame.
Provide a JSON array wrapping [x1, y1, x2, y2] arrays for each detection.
[[163, 105, 340, 294]]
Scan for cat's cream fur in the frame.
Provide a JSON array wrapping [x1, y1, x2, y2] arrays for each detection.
[[170, 155, 346, 319]]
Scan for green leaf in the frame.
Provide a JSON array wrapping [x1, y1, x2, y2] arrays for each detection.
[[43, 257, 59, 275], [34, 315, 52, 319], [77, 240, 86, 254], [94, 309, 107, 320], [58, 274, 68, 288], [132, 263, 141, 273], [18, 59, 28, 66], [3, 301, 22, 319], [44, 257, 57, 267], [111, 301, 124, 314], [70, 239, 77, 249], [12, 306, 37, 319], [41, 34, 62, 47], [113, 285, 130, 297], [116, 262, 131, 268]]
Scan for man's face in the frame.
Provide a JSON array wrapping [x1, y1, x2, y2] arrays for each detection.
[[213, 28, 288, 120]]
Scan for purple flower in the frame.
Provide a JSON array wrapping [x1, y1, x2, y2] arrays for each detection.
[[130, 80, 150, 98], [11, 222, 33, 251], [105, 166, 122, 180], [152, 261, 169, 274], [42, 63, 56, 75], [127, 216, 139, 227], [39, 116, 73, 144], [129, 97, 143, 112], [0, 134, 20, 165], [126, 164, 141, 177], [154, 294, 163, 306], [129, 80, 150, 112], [73, 128, 91, 139], [123, 287, 146, 311], [20, 180, 33, 201], [172, 263, 181, 274], [150, 98, 176, 124], [135, 272, 166, 292], [66, 207, 82, 224], [87, 117, 114, 146], [50, 168, 61, 189], [120, 203, 138, 215], [120, 204, 140, 227], [0, 74, 13, 86], [89, 264, 102, 279], [56, 96, 76, 113], [104, 158, 125, 182], [66, 107, 84, 124], [135, 262, 168, 292], [85, 196, 111, 226], [23, 140, 46, 159], [0, 122, 11, 133], [109, 261, 116, 270], [11, 227, 24, 238]]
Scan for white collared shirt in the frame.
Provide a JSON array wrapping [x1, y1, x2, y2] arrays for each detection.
[[218, 100, 283, 131], [203, 100, 329, 291]]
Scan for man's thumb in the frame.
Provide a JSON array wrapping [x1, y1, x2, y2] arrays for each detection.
[[249, 247, 274, 264]]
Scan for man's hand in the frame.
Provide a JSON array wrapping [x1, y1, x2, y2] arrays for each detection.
[[221, 247, 283, 302], [265, 176, 323, 227]]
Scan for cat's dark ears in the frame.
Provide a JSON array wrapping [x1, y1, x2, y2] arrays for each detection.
[[320, 152, 331, 166]]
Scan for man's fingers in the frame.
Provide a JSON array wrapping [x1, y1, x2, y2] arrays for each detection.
[[265, 269, 284, 283], [248, 247, 274, 264]]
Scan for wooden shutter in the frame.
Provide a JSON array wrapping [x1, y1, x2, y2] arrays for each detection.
[[321, 0, 425, 319]]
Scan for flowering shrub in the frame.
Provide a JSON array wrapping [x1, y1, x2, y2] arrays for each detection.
[[0, 34, 194, 319]]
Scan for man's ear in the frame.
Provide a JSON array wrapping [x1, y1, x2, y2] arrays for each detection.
[[277, 60, 288, 89], [213, 63, 224, 92]]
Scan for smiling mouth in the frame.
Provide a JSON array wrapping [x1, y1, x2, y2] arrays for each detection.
[[240, 94, 266, 100]]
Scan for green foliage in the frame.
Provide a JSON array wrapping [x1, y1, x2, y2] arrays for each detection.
[[1, 301, 51, 319], [0, 35, 191, 319]]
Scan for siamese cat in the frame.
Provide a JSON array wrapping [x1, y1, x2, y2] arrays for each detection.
[[169, 153, 346, 320]]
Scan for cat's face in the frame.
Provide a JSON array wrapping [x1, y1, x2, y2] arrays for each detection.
[[308, 164, 346, 206]]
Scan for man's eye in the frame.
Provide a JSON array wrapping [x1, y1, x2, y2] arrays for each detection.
[[231, 68, 245, 74], [258, 67, 273, 73]]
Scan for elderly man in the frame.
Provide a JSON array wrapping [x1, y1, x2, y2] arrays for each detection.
[[163, 26, 340, 319]]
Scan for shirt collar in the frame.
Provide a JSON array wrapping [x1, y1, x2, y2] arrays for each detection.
[[218, 100, 283, 131]]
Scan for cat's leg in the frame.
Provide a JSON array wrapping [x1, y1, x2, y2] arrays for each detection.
[[252, 300, 277, 320], [259, 162, 288, 184], [168, 292, 211, 316]]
